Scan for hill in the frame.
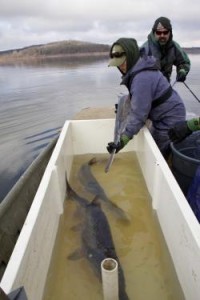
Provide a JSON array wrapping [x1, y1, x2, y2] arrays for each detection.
[[0, 40, 110, 64], [183, 47, 200, 54]]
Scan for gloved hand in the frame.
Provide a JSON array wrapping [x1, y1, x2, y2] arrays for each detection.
[[176, 69, 187, 82], [107, 135, 130, 154], [168, 121, 192, 143], [114, 103, 118, 114]]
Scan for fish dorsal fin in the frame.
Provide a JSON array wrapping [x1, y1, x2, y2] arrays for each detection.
[[67, 248, 84, 260], [70, 223, 82, 232], [91, 195, 101, 207], [88, 157, 97, 165]]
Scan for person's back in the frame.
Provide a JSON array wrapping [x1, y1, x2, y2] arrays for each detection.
[[141, 16, 190, 82]]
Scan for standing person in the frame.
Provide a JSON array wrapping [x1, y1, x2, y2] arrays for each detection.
[[141, 16, 190, 82], [106, 37, 186, 159]]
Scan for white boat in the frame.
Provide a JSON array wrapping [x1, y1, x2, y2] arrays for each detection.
[[0, 117, 200, 300]]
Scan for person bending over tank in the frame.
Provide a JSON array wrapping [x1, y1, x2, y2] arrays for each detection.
[[106, 37, 186, 159]]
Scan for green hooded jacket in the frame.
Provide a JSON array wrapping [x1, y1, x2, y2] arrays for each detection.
[[141, 32, 190, 81]]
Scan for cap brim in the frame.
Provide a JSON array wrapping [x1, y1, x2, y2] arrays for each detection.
[[108, 56, 126, 67]]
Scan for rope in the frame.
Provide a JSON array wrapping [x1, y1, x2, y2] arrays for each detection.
[[183, 82, 200, 103], [172, 80, 200, 103]]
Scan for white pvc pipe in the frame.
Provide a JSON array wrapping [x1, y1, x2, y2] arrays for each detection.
[[101, 258, 119, 300]]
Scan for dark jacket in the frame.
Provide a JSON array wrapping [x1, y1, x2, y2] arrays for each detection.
[[141, 32, 190, 81]]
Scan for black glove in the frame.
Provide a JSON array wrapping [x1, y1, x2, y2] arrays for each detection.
[[107, 135, 130, 154], [168, 121, 192, 143], [176, 69, 186, 82], [106, 141, 124, 154], [114, 103, 118, 114]]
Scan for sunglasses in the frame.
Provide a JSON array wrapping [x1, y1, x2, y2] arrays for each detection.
[[110, 52, 126, 58], [155, 30, 170, 36]]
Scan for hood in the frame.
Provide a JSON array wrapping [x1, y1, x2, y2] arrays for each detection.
[[149, 16, 173, 45], [152, 16, 172, 32], [110, 38, 140, 73], [121, 55, 159, 86]]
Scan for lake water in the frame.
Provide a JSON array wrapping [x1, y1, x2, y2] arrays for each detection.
[[1, 55, 200, 202]]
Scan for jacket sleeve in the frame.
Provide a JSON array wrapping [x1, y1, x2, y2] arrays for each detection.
[[173, 41, 191, 75]]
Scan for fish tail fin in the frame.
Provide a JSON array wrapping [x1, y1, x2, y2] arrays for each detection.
[[88, 157, 98, 165]]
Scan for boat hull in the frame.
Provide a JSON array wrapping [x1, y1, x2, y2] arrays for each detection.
[[1, 119, 200, 300]]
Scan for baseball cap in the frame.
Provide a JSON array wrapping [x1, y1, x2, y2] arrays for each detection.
[[108, 44, 126, 67]]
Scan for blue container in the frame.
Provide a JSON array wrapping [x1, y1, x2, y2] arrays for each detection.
[[170, 132, 200, 195]]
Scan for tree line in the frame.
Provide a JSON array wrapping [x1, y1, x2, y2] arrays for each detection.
[[0, 40, 110, 59]]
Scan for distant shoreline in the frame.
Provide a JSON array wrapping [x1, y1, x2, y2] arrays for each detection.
[[0, 41, 200, 65], [183, 48, 200, 54], [0, 52, 109, 65], [0, 40, 110, 65]]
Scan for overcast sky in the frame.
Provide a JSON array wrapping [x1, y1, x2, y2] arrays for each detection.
[[0, 0, 200, 51]]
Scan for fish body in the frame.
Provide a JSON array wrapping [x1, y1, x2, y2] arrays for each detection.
[[67, 182, 129, 300], [78, 158, 130, 222]]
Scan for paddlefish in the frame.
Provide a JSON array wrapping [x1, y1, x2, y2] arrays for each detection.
[[66, 181, 129, 300], [78, 157, 130, 222]]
